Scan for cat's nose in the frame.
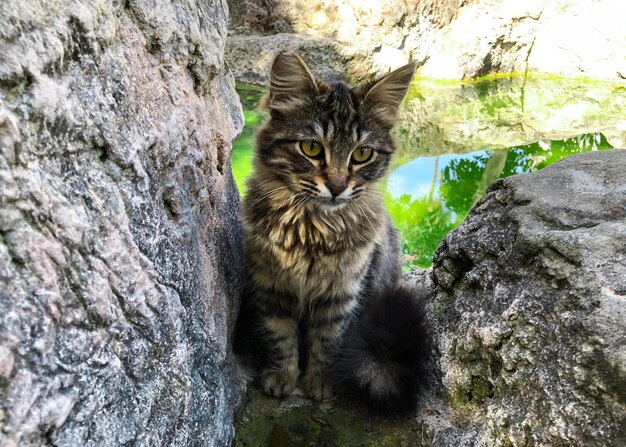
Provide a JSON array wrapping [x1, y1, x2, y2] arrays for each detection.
[[326, 180, 347, 197]]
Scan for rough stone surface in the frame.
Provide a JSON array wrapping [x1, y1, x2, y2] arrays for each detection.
[[226, 0, 469, 84], [0, 1, 244, 446], [225, 33, 357, 86], [226, 0, 626, 84], [418, 0, 626, 80], [432, 150, 626, 446]]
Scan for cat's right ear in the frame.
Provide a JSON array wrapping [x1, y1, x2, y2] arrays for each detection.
[[266, 53, 320, 110], [360, 62, 415, 127]]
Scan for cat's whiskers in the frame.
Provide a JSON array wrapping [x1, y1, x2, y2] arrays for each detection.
[[362, 189, 382, 203], [300, 186, 319, 195], [251, 185, 290, 206], [293, 194, 310, 209], [297, 180, 321, 196], [354, 201, 380, 228], [352, 201, 377, 228], [274, 193, 302, 210], [299, 179, 318, 187], [350, 187, 364, 199]]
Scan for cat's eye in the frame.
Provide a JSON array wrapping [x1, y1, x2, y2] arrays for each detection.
[[299, 140, 324, 159], [351, 147, 373, 163]]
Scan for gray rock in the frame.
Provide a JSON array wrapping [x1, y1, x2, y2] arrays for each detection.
[[0, 0, 244, 446], [225, 34, 360, 86], [432, 149, 626, 446]]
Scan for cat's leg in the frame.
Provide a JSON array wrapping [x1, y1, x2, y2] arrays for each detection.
[[303, 294, 357, 401], [257, 288, 300, 398]]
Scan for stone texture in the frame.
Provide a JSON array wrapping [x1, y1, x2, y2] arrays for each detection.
[[418, 0, 626, 80], [226, 0, 626, 84], [226, 0, 469, 84], [225, 33, 358, 86], [0, 0, 244, 446], [432, 149, 626, 446]]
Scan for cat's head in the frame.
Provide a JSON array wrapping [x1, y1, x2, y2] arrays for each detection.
[[254, 53, 414, 211]]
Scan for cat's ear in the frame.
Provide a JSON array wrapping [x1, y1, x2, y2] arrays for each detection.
[[361, 62, 415, 125], [267, 53, 320, 110]]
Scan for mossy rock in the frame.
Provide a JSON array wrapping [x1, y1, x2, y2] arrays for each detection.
[[235, 387, 432, 447]]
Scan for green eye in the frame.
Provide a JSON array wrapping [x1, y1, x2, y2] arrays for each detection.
[[299, 140, 324, 158], [351, 147, 373, 163]]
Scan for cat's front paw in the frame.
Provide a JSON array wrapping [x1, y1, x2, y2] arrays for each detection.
[[261, 370, 298, 398], [302, 373, 334, 401]]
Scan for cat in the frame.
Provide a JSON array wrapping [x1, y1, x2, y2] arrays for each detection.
[[237, 53, 430, 410]]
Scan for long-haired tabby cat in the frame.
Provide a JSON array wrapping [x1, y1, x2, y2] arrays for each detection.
[[237, 53, 430, 410]]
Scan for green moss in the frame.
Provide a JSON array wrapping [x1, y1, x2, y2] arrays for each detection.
[[235, 388, 427, 446], [411, 71, 626, 85], [470, 376, 493, 403], [449, 376, 494, 412], [451, 386, 471, 407]]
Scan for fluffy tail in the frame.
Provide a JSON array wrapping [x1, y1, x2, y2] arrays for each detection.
[[333, 286, 431, 411]]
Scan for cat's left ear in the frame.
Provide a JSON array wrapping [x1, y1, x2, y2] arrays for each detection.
[[360, 62, 415, 125], [266, 53, 320, 110]]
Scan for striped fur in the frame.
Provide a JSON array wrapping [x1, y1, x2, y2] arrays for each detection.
[[238, 53, 428, 407]]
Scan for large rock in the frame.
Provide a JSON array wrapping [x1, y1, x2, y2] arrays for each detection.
[[0, 1, 244, 446], [226, 0, 626, 83], [226, 0, 469, 84], [225, 33, 359, 86], [432, 150, 626, 446], [417, 0, 626, 80]]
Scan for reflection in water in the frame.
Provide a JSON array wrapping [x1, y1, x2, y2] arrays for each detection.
[[395, 75, 626, 162], [233, 75, 623, 268], [385, 134, 612, 268]]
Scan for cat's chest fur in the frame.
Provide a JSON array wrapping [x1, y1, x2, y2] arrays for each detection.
[[245, 202, 384, 302]]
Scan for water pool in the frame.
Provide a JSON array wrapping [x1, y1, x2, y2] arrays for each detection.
[[232, 75, 625, 268]]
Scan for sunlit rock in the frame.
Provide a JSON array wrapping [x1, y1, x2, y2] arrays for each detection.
[[226, 0, 468, 83], [226, 0, 626, 82]]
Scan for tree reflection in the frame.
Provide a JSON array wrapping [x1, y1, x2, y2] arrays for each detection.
[[385, 193, 459, 269], [439, 152, 488, 215], [386, 133, 613, 268]]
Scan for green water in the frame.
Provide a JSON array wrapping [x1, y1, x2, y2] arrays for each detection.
[[232, 75, 624, 268]]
